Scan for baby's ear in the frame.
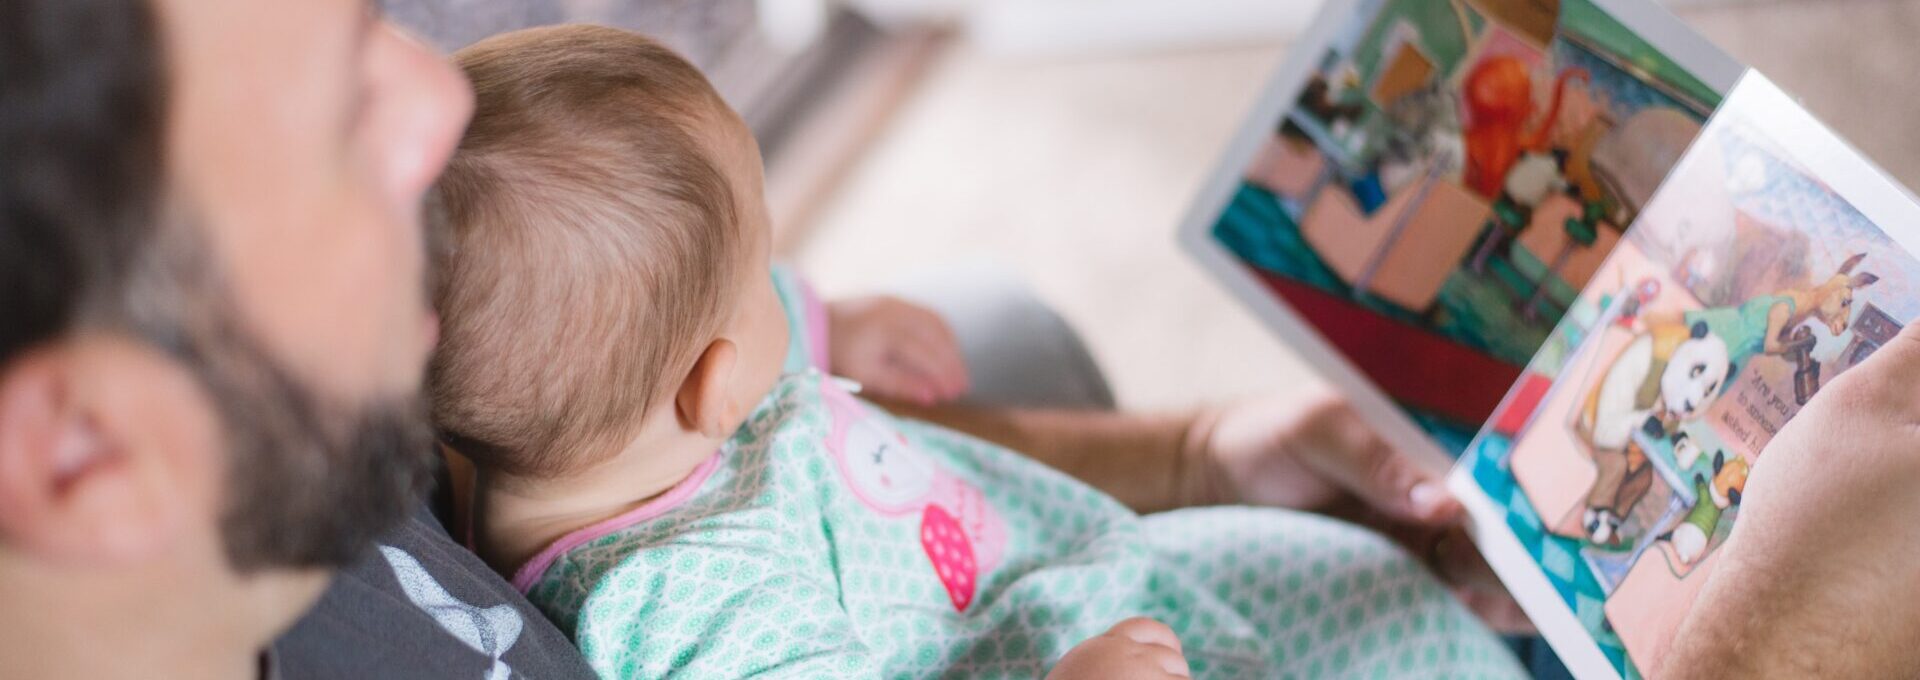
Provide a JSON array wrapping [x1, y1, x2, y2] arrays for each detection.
[[675, 339, 740, 439]]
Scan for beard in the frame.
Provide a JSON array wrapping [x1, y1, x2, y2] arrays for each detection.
[[120, 216, 437, 573], [191, 329, 437, 572]]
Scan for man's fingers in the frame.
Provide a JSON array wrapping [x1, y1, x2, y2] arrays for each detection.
[[1432, 529, 1535, 634], [1303, 428, 1461, 527], [1455, 586, 1537, 635], [1432, 529, 1502, 591], [1873, 313, 1920, 369], [1408, 478, 1462, 525], [1808, 316, 1920, 428]]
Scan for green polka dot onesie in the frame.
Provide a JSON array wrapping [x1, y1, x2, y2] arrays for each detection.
[[512, 272, 1523, 679]]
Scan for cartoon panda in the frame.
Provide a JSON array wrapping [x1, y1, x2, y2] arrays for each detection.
[[1577, 320, 1734, 545], [1585, 320, 1733, 449]]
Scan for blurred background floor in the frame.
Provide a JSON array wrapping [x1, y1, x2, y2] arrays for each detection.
[[387, 0, 1920, 412], [788, 0, 1920, 411]]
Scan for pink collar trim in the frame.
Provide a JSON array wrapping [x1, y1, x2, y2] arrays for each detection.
[[509, 452, 723, 593]]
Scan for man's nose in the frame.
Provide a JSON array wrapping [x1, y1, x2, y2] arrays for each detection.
[[378, 22, 474, 200]]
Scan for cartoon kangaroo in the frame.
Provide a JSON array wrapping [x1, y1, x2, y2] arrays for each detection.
[[1658, 451, 1751, 566], [1679, 253, 1878, 403], [1462, 58, 1590, 199], [1746, 253, 1880, 352]]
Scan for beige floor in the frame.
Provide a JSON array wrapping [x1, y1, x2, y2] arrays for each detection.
[[791, 0, 1920, 412]]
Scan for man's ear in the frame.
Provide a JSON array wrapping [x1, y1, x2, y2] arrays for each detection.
[[674, 339, 740, 440], [0, 340, 208, 566]]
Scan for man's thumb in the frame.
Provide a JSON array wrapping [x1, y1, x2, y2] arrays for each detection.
[[1317, 437, 1462, 526]]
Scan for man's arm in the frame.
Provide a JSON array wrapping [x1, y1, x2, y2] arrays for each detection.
[[877, 389, 1460, 525], [873, 398, 1226, 514]]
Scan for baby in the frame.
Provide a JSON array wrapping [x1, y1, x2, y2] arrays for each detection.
[[431, 25, 1522, 679]]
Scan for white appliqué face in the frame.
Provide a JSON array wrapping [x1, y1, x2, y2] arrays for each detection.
[[840, 419, 938, 510]]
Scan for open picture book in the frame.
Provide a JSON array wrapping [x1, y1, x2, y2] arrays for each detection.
[[1176, 1, 1920, 678]]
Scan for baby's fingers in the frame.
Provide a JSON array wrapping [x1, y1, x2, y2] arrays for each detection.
[[1138, 646, 1192, 678], [922, 313, 969, 389], [1047, 618, 1191, 680], [891, 337, 968, 403], [857, 364, 940, 405], [1105, 618, 1190, 676], [1106, 617, 1182, 651]]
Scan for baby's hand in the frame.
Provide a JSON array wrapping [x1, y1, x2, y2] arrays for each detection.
[[1046, 618, 1192, 680], [826, 295, 968, 405]]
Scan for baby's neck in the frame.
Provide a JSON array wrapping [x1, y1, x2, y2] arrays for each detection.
[[473, 431, 720, 578]]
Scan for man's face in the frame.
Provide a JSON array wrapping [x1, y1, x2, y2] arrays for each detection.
[[160, 0, 471, 402], [149, 0, 471, 608], [0, 0, 471, 658]]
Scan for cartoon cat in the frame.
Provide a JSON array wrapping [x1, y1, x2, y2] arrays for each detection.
[[1503, 149, 1570, 210], [1463, 58, 1589, 199]]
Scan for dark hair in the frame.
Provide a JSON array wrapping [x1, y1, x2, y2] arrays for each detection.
[[0, 0, 167, 364]]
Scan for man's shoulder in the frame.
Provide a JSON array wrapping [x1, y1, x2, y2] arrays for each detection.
[[275, 503, 596, 680]]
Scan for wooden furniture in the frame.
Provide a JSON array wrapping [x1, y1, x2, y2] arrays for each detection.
[[1300, 162, 1491, 313]]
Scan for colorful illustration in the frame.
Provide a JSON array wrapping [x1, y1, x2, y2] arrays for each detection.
[[1212, 0, 1723, 448], [1454, 76, 1920, 678]]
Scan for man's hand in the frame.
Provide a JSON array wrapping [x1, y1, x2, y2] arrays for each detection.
[[1200, 392, 1534, 634], [827, 296, 969, 405], [1666, 322, 1920, 677]]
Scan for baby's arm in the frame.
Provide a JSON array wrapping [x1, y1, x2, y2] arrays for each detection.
[[1047, 618, 1192, 680]]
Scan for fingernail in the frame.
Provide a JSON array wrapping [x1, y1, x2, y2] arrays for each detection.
[[1410, 482, 1444, 514]]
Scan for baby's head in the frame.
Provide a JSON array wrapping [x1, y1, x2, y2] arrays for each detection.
[[430, 25, 788, 482]]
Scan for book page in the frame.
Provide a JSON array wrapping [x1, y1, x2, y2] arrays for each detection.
[[1450, 72, 1920, 679], [1179, 0, 1741, 472]]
